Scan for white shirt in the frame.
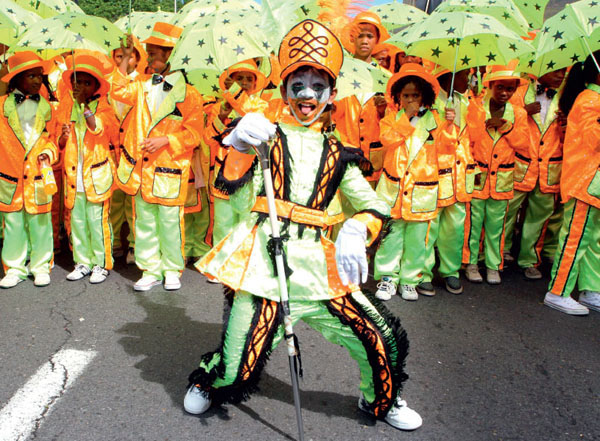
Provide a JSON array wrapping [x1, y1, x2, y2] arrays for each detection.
[[15, 89, 38, 146], [147, 71, 180, 116], [535, 82, 553, 124]]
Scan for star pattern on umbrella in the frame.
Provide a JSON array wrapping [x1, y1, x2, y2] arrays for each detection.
[[590, 1, 598, 6], [219, 36, 227, 44], [560, 14, 567, 20], [570, 54, 579, 62], [558, 43, 567, 51], [420, 31, 429, 38], [338, 71, 345, 78], [351, 80, 361, 89], [104, 40, 110, 47], [202, 73, 208, 80], [6, 8, 15, 14], [211, 84, 220, 93], [461, 55, 471, 65], [41, 28, 49, 34], [262, 41, 270, 50], [508, 43, 517, 51], [552, 31, 563, 41], [471, 38, 481, 47], [205, 55, 214, 64], [546, 60, 556, 70], [440, 18, 448, 24], [589, 17, 598, 26], [448, 38, 459, 47], [75, 34, 84, 43], [233, 45, 244, 55], [431, 46, 442, 57], [237, 29, 243, 36], [81, 22, 87, 28], [534, 3, 541, 10], [486, 51, 496, 62], [480, 22, 491, 30], [197, 39, 205, 47], [542, 26, 549, 33], [44, 38, 52, 46], [446, 26, 456, 35]]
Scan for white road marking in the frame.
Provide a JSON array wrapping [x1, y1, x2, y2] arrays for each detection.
[[0, 348, 96, 441]]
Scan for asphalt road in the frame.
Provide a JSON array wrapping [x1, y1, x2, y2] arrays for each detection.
[[0, 252, 598, 441]]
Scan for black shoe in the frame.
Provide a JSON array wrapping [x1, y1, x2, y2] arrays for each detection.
[[416, 282, 435, 296], [444, 276, 463, 294]]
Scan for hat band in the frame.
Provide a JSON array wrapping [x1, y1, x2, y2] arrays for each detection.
[[9, 58, 42, 75], [70, 63, 104, 80], [488, 70, 519, 80], [149, 29, 178, 45]]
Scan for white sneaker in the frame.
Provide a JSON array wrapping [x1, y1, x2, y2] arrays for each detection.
[[206, 278, 220, 284], [67, 264, 91, 281], [126, 248, 135, 265], [465, 264, 483, 283], [134, 275, 161, 292], [33, 273, 51, 287], [543, 292, 589, 316], [89, 266, 108, 284], [358, 393, 422, 431], [0, 273, 25, 289], [164, 273, 181, 291], [486, 268, 501, 285], [184, 385, 211, 415], [375, 277, 397, 301], [578, 291, 600, 313], [523, 266, 542, 280], [400, 284, 418, 301]]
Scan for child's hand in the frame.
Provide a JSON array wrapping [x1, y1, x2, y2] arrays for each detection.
[[374, 94, 387, 118], [59, 124, 71, 148], [524, 102, 541, 116], [485, 117, 506, 130], [219, 100, 233, 122], [445, 107, 456, 123], [223, 76, 234, 90], [404, 101, 420, 119], [120, 34, 134, 58], [37, 153, 50, 167], [140, 136, 169, 153]]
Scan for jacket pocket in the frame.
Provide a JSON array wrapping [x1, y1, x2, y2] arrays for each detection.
[[375, 170, 400, 209], [184, 179, 198, 207], [0, 172, 18, 205], [587, 167, 600, 198], [34, 176, 52, 206], [117, 146, 136, 185], [152, 167, 182, 199], [438, 169, 454, 201], [465, 164, 477, 194], [411, 182, 438, 213], [91, 159, 113, 195], [547, 157, 562, 187], [474, 167, 487, 192], [369, 142, 384, 172], [513, 152, 530, 183], [495, 165, 514, 193]]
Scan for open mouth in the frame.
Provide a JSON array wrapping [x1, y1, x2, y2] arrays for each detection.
[[298, 103, 316, 116]]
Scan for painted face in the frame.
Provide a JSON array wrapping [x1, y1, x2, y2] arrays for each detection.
[[71, 71, 100, 102], [397, 82, 423, 111], [230, 71, 257, 93], [284, 67, 335, 126], [15, 67, 44, 95], [490, 79, 519, 104], [146, 43, 171, 74]]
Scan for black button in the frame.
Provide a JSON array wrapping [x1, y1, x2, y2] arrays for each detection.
[[538, 158, 542, 162], [119, 128, 124, 133], [359, 118, 364, 123], [71, 185, 75, 188], [456, 160, 461, 165], [491, 171, 496, 176], [540, 141, 544, 145], [143, 157, 149, 162], [403, 191, 408, 195], [493, 154, 498, 158], [23, 175, 27, 179], [72, 166, 76, 170], [405, 171, 409, 176], [360, 136, 364, 142]]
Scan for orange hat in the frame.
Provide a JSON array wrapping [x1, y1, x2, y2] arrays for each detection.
[[1, 51, 50, 83], [62, 53, 112, 96], [279, 19, 344, 82], [341, 11, 391, 54], [142, 22, 182, 48], [483, 60, 526, 86], [219, 59, 268, 94], [372, 42, 399, 57], [386, 63, 441, 103]]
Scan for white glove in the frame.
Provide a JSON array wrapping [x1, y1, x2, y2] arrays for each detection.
[[335, 218, 368, 286], [222, 113, 276, 154]]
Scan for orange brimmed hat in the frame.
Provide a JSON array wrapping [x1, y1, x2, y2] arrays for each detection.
[[62, 53, 111, 96], [1, 51, 50, 83], [341, 11, 391, 54], [279, 19, 344, 82], [142, 22, 182, 48], [219, 59, 268, 94], [482, 60, 526, 86], [386, 63, 441, 103]]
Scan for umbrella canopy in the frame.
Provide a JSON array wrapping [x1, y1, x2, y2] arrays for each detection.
[[518, 0, 600, 77], [168, 8, 271, 95], [336, 57, 391, 101], [513, 0, 549, 30], [114, 10, 175, 42], [172, 0, 258, 28], [0, 1, 40, 46], [14, 12, 124, 55], [259, 0, 316, 49], [12, 0, 82, 19], [368, 1, 428, 33], [435, 0, 530, 36]]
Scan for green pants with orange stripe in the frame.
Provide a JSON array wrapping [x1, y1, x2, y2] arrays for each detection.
[[463, 198, 509, 270], [548, 199, 600, 297], [188, 289, 409, 419]]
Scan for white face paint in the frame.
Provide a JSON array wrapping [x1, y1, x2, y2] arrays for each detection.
[[286, 68, 332, 126]]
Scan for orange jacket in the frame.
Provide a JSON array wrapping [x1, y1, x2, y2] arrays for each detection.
[[560, 85, 600, 210], [466, 97, 531, 200], [377, 108, 457, 221], [110, 70, 204, 206], [511, 79, 563, 194], [58, 96, 119, 209], [0, 94, 58, 214], [333, 94, 384, 181]]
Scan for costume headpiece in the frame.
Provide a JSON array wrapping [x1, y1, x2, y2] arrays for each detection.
[[142, 22, 182, 48], [2, 51, 49, 83], [278, 19, 344, 82]]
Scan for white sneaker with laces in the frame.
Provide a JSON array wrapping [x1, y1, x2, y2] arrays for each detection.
[[465, 264, 483, 283], [90, 266, 108, 284], [184, 385, 211, 415], [400, 284, 418, 301], [67, 264, 91, 281], [126, 248, 135, 265], [543, 292, 589, 316], [134, 275, 161, 292], [358, 393, 422, 431], [34, 273, 51, 287], [0, 273, 25, 289], [486, 268, 501, 285], [578, 291, 600, 313], [164, 273, 181, 291], [375, 277, 397, 301]]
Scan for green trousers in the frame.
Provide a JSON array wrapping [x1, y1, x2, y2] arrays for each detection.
[[189, 289, 409, 419], [423, 202, 466, 281], [212, 197, 241, 245], [548, 199, 600, 297], [184, 188, 211, 258], [504, 190, 528, 253], [465, 198, 509, 270], [70, 193, 113, 270], [133, 193, 185, 279], [110, 188, 134, 249], [542, 202, 564, 260], [374, 218, 429, 285], [2, 210, 52, 278]]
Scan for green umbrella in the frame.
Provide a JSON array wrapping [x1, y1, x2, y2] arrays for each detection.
[[14, 11, 124, 55], [259, 0, 315, 49], [435, 0, 530, 36], [168, 8, 271, 95], [518, 0, 600, 77], [12, 0, 82, 19], [0, 1, 40, 46], [513, 0, 549, 30], [336, 57, 391, 101], [114, 10, 175, 41], [172, 0, 258, 28], [368, 1, 429, 33]]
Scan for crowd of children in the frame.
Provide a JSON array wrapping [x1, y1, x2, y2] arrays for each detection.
[[0, 12, 598, 320]]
